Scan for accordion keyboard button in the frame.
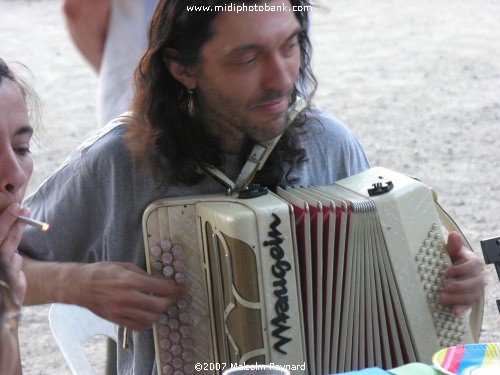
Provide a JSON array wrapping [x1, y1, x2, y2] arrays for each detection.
[[162, 352, 173, 363], [161, 240, 172, 252], [162, 253, 173, 264], [179, 311, 189, 324], [182, 349, 194, 361], [180, 325, 190, 337], [172, 357, 183, 369], [162, 364, 174, 375], [170, 331, 181, 343], [158, 314, 168, 324], [171, 344, 182, 356], [153, 261, 163, 271], [168, 318, 180, 330], [174, 272, 186, 284], [167, 306, 179, 318], [163, 266, 174, 277], [177, 298, 188, 309], [149, 241, 194, 374], [158, 326, 170, 337], [181, 337, 193, 348], [172, 245, 184, 257], [160, 339, 172, 351], [151, 245, 162, 257]]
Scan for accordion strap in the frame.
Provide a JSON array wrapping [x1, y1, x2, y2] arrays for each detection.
[[200, 98, 308, 193], [234, 134, 282, 191], [432, 190, 484, 342]]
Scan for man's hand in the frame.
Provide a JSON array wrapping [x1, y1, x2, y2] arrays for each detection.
[[70, 261, 185, 331], [439, 231, 486, 316]]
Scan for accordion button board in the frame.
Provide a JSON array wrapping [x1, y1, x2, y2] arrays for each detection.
[[143, 167, 481, 375], [144, 192, 306, 375]]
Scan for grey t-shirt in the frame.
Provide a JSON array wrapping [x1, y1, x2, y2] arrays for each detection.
[[20, 109, 369, 374]]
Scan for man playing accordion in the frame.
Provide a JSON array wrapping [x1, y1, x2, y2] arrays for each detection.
[[19, 1, 486, 374]]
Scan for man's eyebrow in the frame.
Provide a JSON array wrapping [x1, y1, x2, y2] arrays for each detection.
[[14, 125, 34, 137], [227, 26, 303, 57]]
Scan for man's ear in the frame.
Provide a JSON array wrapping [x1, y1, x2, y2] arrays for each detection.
[[166, 59, 198, 90]]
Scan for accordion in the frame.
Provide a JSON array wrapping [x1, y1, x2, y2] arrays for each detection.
[[143, 167, 483, 375]]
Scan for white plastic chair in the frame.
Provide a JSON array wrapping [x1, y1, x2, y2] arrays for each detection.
[[48, 303, 118, 375]]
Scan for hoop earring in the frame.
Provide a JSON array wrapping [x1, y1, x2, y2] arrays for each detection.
[[187, 88, 195, 115]]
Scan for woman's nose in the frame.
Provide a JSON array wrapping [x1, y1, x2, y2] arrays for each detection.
[[0, 150, 28, 199]]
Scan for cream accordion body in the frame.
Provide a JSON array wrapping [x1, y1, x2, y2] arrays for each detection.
[[143, 167, 483, 375]]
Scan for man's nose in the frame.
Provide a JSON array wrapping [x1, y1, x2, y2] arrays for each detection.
[[262, 53, 296, 93]]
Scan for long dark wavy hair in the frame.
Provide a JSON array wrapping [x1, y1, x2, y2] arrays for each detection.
[[127, 0, 317, 187]]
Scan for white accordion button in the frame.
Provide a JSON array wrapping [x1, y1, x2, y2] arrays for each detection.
[[162, 252, 173, 265], [167, 306, 179, 318], [160, 339, 172, 350], [172, 244, 184, 257], [171, 344, 182, 356], [174, 272, 186, 284], [163, 266, 174, 277], [152, 261, 163, 272], [168, 318, 180, 330], [158, 326, 170, 337], [149, 239, 193, 374], [169, 331, 181, 343], [161, 240, 172, 252], [161, 351, 173, 363], [180, 325, 190, 337], [172, 357, 183, 369], [150, 245, 162, 258]]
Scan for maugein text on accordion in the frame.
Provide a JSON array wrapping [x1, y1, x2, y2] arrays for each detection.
[[264, 212, 293, 354]]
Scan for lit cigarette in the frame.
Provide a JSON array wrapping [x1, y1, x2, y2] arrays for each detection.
[[17, 216, 50, 231]]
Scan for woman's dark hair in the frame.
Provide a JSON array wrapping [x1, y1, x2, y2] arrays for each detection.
[[127, 0, 316, 187]]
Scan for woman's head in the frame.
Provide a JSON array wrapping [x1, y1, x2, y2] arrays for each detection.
[[0, 57, 37, 375], [0, 58, 39, 213]]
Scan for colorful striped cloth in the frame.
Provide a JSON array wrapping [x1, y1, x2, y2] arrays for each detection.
[[432, 343, 500, 374]]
